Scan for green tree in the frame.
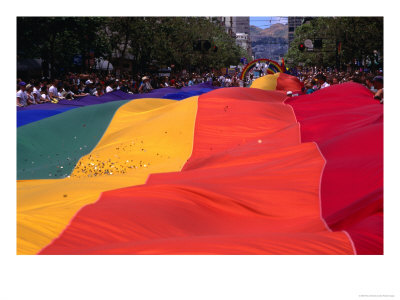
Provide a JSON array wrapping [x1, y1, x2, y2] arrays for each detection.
[[284, 17, 383, 70], [125, 17, 246, 74], [17, 17, 247, 77], [17, 17, 110, 78]]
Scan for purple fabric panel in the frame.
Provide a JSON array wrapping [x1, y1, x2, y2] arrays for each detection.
[[131, 82, 219, 99], [56, 90, 134, 106], [17, 90, 134, 111], [17, 103, 78, 111], [16, 82, 218, 111]]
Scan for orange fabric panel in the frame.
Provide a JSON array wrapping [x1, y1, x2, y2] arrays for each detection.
[[182, 87, 296, 163], [276, 72, 303, 92]]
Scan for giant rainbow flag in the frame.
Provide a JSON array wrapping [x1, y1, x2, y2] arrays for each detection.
[[17, 74, 383, 255]]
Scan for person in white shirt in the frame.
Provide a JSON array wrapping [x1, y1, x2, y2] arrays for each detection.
[[159, 77, 169, 88], [263, 64, 269, 75], [138, 76, 153, 93], [33, 82, 43, 104], [317, 74, 330, 89], [58, 86, 66, 99], [93, 85, 104, 97], [321, 81, 330, 89], [105, 80, 114, 93], [48, 80, 59, 100], [219, 75, 225, 87], [26, 84, 36, 105], [115, 79, 121, 90], [163, 77, 170, 87], [40, 89, 51, 102], [247, 74, 254, 86], [225, 76, 232, 87], [16, 81, 28, 107], [64, 85, 76, 100]]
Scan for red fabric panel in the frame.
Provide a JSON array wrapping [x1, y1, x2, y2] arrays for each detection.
[[276, 72, 303, 93], [343, 213, 383, 255], [286, 82, 383, 254], [40, 88, 355, 255]]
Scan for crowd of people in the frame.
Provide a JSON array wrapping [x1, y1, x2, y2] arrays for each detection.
[[16, 67, 384, 107], [16, 71, 229, 107], [290, 68, 384, 103]]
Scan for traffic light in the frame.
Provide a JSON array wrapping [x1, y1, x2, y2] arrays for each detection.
[[193, 40, 212, 52], [203, 40, 211, 51], [193, 40, 202, 51], [314, 39, 323, 49], [212, 45, 218, 52], [298, 43, 305, 52]]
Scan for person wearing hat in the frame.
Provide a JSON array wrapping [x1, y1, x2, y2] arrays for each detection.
[[16, 81, 28, 107], [138, 76, 153, 94], [286, 91, 293, 97], [25, 84, 37, 105], [83, 80, 97, 96], [115, 79, 122, 90]]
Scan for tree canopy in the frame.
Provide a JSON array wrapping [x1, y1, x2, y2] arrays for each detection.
[[284, 17, 383, 70], [17, 17, 249, 78]]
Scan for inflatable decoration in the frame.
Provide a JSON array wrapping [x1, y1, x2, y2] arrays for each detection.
[[240, 58, 284, 80]]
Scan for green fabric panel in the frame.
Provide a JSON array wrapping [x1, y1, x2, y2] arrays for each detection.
[[17, 100, 130, 180]]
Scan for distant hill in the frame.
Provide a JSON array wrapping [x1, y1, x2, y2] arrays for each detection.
[[250, 23, 288, 61], [250, 23, 288, 42]]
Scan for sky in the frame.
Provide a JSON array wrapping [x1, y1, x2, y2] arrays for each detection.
[[250, 16, 288, 29]]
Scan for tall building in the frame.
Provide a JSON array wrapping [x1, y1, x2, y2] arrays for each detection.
[[216, 17, 250, 36], [232, 17, 250, 36], [233, 17, 252, 57], [288, 17, 304, 46], [235, 33, 250, 56], [213, 17, 252, 57]]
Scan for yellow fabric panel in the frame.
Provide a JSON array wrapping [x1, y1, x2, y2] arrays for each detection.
[[17, 97, 199, 254], [250, 73, 279, 90]]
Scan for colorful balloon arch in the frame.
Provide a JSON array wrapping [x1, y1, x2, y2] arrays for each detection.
[[240, 58, 284, 80]]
